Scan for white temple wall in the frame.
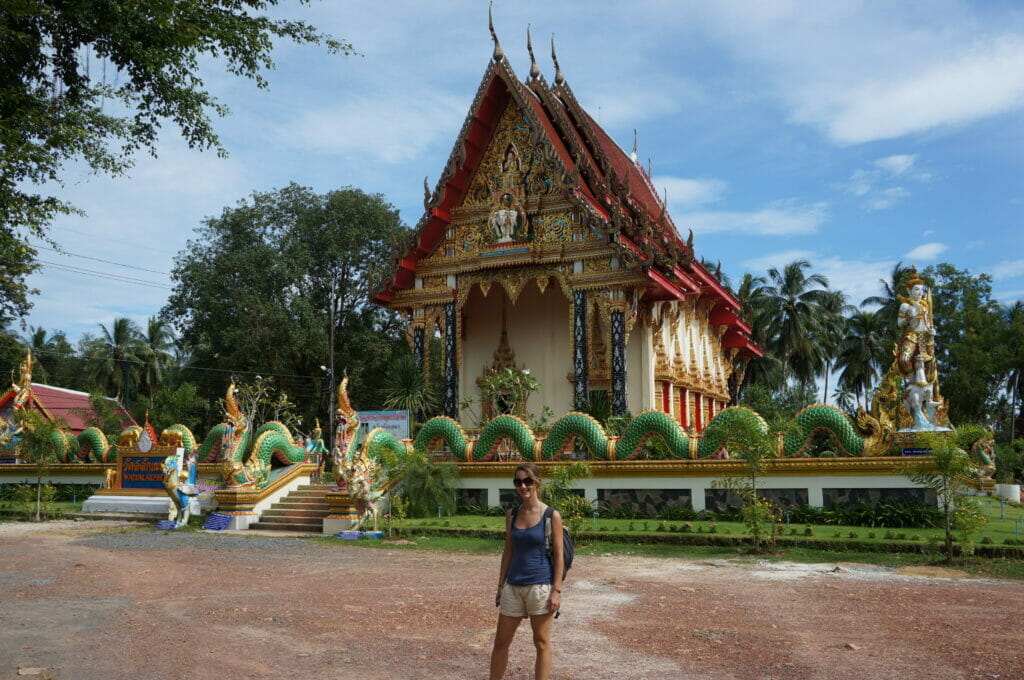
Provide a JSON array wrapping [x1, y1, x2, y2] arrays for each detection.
[[458, 283, 573, 421], [627, 321, 654, 414]]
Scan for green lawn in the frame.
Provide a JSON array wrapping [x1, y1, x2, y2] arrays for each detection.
[[396, 498, 1024, 547]]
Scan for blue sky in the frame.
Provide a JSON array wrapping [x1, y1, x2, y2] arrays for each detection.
[[24, 0, 1024, 342]]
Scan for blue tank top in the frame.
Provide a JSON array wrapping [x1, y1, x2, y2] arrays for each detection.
[[506, 513, 553, 585]]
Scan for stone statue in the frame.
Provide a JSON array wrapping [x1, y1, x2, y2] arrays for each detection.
[[488, 193, 523, 243], [896, 267, 949, 432]]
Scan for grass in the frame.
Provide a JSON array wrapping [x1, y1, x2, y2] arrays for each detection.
[[395, 499, 1024, 547], [0, 500, 84, 521]]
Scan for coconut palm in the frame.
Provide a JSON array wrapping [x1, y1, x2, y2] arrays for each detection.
[[817, 290, 855, 403], [729, 272, 777, 399], [140, 317, 175, 399], [95, 318, 145, 402], [19, 326, 52, 383], [834, 310, 888, 410], [759, 260, 831, 389], [862, 261, 913, 339]]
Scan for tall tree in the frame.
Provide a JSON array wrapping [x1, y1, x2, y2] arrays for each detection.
[[834, 310, 887, 410], [816, 289, 854, 403], [1005, 301, 1024, 440], [1, 1, 352, 322], [925, 264, 1007, 425], [95, 318, 144, 401], [162, 184, 409, 426], [862, 261, 913, 338], [140, 317, 175, 399], [759, 260, 831, 389]]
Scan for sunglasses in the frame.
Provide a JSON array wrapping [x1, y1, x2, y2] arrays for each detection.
[[512, 477, 535, 487]]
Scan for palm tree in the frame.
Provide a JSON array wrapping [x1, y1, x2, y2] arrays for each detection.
[[383, 354, 438, 435], [831, 386, 856, 415], [20, 327, 52, 383], [730, 272, 777, 400], [760, 260, 831, 389], [96, 318, 144, 402], [834, 310, 888, 410], [140, 317, 175, 399], [862, 261, 913, 339], [817, 290, 855, 403]]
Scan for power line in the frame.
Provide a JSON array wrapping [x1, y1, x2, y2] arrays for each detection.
[[17, 344, 329, 382], [37, 260, 173, 290], [33, 244, 171, 277]]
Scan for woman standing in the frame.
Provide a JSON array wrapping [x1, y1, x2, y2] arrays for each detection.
[[489, 462, 564, 680]]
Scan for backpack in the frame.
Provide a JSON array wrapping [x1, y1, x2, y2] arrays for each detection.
[[511, 505, 574, 580]]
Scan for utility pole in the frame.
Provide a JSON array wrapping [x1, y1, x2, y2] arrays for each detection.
[[326, 275, 337, 454]]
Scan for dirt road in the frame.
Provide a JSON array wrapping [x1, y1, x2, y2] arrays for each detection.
[[1, 521, 1021, 680]]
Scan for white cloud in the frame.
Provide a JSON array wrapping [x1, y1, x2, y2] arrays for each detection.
[[865, 187, 910, 211], [653, 175, 727, 208], [996, 288, 1024, 303], [740, 250, 898, 306], [875, 154, 916, 175], [839, 169, 875, 197], [281, 90, 467, 164], [992, 259, 1024, 280], [822, 38, 1024, 144], [681, 200, 828, 236], [905, 242, 948, 261], [742, 250, 818, 272]]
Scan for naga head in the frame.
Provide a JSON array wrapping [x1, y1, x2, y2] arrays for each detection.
[[335, 376, 359, 449]]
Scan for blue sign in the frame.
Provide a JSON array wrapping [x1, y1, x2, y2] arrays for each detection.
[[902, 447, 932, 456], [120, 454, 166, 489]]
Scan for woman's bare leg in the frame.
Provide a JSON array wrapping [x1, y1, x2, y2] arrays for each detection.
[[489, 614, 522, 680], [529, 612, 554, 680]]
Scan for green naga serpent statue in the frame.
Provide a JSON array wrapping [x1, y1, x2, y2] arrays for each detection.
[[216, 382, 310, 489], [332, 377, 408, 531]]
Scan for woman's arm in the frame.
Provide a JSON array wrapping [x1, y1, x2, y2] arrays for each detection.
[[495, 508, 514, 605], [549, 509, 564, 612]]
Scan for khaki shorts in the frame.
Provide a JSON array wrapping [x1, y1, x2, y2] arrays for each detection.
[[499, 583, 552, 617]]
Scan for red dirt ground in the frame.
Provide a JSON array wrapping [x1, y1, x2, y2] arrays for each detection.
[[1, 520, 1022, 680]]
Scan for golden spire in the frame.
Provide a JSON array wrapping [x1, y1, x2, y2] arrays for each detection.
[[904, 265, 925, 289], [527, 24, 540, 80], [550, 34, 564, 85], [488, 2, 504, 63]]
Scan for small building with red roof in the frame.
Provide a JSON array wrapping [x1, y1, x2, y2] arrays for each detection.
[[372, 34, 760, 432]]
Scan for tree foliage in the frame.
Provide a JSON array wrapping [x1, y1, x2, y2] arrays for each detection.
[[162, 184, 409, 426], [1, 1, 351, 322]]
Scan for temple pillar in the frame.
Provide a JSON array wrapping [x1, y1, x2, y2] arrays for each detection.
[[679, 386, 688, 428], [610, 308, 627, 416], [443, 301, 459, 419], [572, 290, 588, 409], [694, 392, 703, 432], [412, 323, 425, 374]]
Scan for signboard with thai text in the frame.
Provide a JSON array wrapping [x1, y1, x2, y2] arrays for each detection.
[[119, 454, 167, 489], [356, 410, 409, 441], [901, 447, 932, 456]]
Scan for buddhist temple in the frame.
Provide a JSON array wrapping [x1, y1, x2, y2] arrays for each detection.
[[374, 30, 760, 431]]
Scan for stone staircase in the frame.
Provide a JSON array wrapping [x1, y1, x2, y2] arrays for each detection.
[[250, 483, 333, 533]]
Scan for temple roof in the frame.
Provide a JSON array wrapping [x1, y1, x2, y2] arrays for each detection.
[[0, 383, 136, 435], [374, 49, 760, 358]]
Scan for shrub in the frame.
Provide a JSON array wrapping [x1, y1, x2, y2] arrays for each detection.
[[658, 506, 697, 521], [708, 523, 718, 534], [848, 530, 859, 539], [980, 536, 993, 545], [682, 522, 692, 533], [804, 525, 814, 536]]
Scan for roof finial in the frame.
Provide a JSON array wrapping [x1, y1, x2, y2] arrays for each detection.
[[488, 2, 504, 63], [630, 129, 638, 162], [527, 24, 540, 80], [550, 33, 564, 85]]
